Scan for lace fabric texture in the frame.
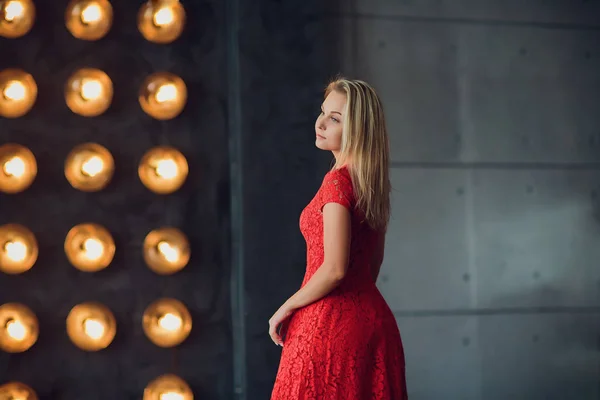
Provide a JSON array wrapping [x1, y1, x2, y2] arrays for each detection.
[[271, 167, 408, 400]]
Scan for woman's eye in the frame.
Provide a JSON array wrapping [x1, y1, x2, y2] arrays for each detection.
[[331, 117, 339, 123]]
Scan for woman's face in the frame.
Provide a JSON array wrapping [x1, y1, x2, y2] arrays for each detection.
[[315, 90, 346, 154]]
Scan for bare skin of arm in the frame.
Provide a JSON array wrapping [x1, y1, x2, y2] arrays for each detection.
[[268, 202, 351, 346]]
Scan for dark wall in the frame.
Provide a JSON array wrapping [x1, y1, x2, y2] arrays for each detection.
[[0, 1, 232, 399], [234, 0, 344, 397]]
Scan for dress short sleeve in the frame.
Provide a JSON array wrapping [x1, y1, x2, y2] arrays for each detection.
[[320, 168, 354, 211]]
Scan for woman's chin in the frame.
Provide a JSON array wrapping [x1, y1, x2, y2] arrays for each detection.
[[315, 138, 328, 150]]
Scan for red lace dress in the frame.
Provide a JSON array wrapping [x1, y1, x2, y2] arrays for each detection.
[[271, 167, 407, 400]]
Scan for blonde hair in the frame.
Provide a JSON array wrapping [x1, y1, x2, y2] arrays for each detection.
[[325, 77, 391, 231]]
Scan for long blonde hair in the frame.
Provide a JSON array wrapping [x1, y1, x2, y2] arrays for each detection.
[[325, 77, 391, 231]]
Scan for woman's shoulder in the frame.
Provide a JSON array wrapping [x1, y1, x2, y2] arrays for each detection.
[[319, 166, 355, 208], [322, 166, 352, 190], [324, 165, 351, 181]]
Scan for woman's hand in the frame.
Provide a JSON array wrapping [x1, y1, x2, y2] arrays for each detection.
[[268, 304, 294, 346]]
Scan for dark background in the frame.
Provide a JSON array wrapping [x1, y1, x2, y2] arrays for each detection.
[[0, 0, 340, 398], [0, 0, 234, 398]]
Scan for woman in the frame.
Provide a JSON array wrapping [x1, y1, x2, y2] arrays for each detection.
[[269, 78, 407, 399]]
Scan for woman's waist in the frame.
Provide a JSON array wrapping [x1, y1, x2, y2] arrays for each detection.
[[290, 284, 393, 327], [302, 266, 374, 287]]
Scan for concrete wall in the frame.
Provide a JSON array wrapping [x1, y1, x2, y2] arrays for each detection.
[[341, 1, 600, 398]]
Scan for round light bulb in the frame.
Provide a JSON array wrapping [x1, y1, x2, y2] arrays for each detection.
[[5, 318, 26, 341], [80, 78, 102, 100], [83, 318, 104, 339], [155, 83, 177, 103], [139, 72, 187, 120], [153, 7, 174, 26], [139, 146, 188, 194], [157, 312, 182, 332], [154, 159, 178, 179], [3, 156, 25, 177], [82, 238, 103, 261], [160, 393, 185, 400], [4, 239, 27, 262], [65, 68, 113, 117], [0, 303, 38, 352], [0, 0, 35, 39], [3, 80, 25, 101], [65, 0, 112, 41], [4, 1, 25, 21], [0, 69, 37, 118], [65, 223, 115, 272], [143, 227, 190, 275], [138, 0, 185, 44], [0, 144, 36, 193], [65, 143, 114, 192], [80, 155, 103, 177], [157, 241, 179, 263], [142, 298, 192, 348], [0, 382, 38, 400], [80, 3, 101, 24], [67, 302, 116, 351], [0, 224, 37, 274]]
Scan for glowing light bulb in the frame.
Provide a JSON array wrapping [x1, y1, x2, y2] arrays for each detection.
[[157, 241, 179, 263], [3, 80, 26, 101], [2, 156, 25, 177], [155, 83, 177, 103], [82, 318, 104, 339], [4, 1, 25, 22], [154, 159, 177, 179], [80, 155, 104, 177], [160, 393, 185, 400], [82, 238, 104, 260], [157, 312, 182, 332], [5, 319, 26, 341], [80, 79, 102, 101], [153, 7, 174, 26], [80, 3, 101, 24], [4, 240, 27, 262]]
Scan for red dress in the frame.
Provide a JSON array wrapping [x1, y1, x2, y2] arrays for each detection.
[[271, 167, 408, 400]]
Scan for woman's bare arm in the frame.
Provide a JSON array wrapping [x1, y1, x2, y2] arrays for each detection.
[[283, 202, 351, 310], [268, 202, 351, 345]]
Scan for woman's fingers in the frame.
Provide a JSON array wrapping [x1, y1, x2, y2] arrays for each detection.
[[268, 319, 283, 346]]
